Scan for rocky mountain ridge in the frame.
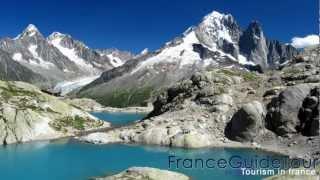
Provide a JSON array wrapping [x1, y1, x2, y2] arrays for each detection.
[[0, 49, 49, 87], [0, 24, 132, 89], [77, 11, 299, 107]]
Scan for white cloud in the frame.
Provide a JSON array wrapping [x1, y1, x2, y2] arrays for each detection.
[[291, 35, 319, 49]]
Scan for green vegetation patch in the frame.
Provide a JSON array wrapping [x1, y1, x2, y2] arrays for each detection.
[[283, 67, 302, 75], [218, 69, 239, 77], [95, 86, 154, 108], [0, 82, 39, 101], [218, 69, 259, 81], [50, 115, 104, 132], [242, 72, 258, 81], [50, 115, 87, 131]]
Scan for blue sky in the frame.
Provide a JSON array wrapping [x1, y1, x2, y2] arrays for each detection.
[[0, 0, 317, 53]]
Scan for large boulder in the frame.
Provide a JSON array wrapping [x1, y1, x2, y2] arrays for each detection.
[[266, 84, 315, 136], [93, 167, 190, 180], [225, 101, 266, 142]]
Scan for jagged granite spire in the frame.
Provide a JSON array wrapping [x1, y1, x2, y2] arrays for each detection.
[[239, 21, 268, 68], [240, 21, 297, 69]]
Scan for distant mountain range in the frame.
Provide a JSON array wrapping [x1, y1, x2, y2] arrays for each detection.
[[76, 11, 299, 107], [0, 24, 134, 89]]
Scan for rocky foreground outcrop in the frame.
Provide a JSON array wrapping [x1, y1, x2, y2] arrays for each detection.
[[81, 49, 319, 159], [92, 167, 190, 180], [0, 81, 109, 145]]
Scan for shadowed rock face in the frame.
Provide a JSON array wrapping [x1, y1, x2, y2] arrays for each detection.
[[225, 101, 266, 142], [266, 84, 319, 136], [267, 40, 298, 66], [299, 87, 320, 136], [240, 21, 269, 68], [240, 21, 298, 69]]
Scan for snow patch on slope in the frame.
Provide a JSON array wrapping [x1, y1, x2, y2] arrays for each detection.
[[107, 54, 124, 67], [28, 45, 55, 69], [131, 31, 202, 74], [50, 37, 94, 70], [54, 75, 100, 95], [238, 54, 255, 65], [131, 28, 254, 74], [12, 53, 23, 62]]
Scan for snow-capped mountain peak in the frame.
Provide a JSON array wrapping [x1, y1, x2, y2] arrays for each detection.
[[202, 11, 229, 25], [129, 10, 246, 74], [47, 31, 88, 49], [14, 24, 42, 40], [48, 34, 96, 71], [195, 11, 240, 50], [25, 24, 39, 32], [125, 10, 297, 76]]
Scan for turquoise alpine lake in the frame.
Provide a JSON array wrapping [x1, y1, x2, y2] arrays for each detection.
[[90, 112, 146, 126], [0, 112, 287, 180]]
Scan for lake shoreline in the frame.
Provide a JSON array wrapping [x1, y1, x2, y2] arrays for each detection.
[[79, 111, 318, 163], [0, 135, 287, 180], [78, 137, 298, 159], [1, 135, 290, 160], [0, 107, 312, 161], [1, 110, 316, 180]]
